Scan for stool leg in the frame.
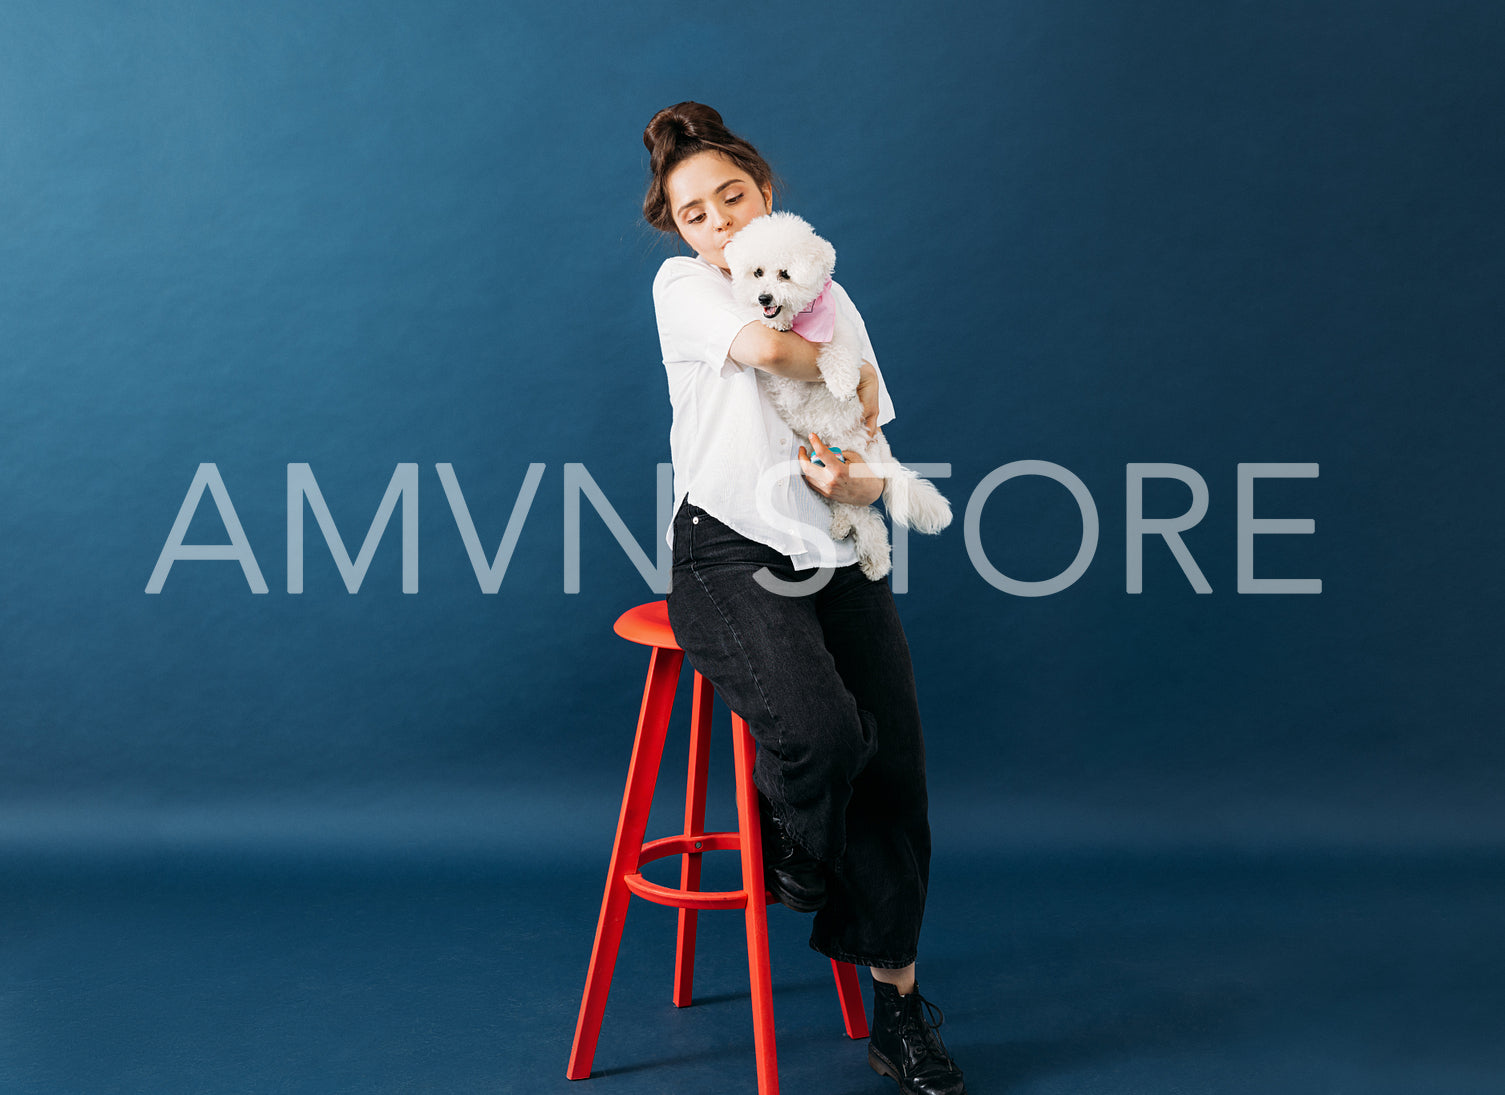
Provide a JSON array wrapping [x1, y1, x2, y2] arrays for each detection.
[[831, 959, 870, 1038], [568, 646, 684, 1081], [674, 672, 714, 1007], [731, 713, 780, 1095]]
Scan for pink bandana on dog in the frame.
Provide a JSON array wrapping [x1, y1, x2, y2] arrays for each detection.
[[791, 278, 836, 343]]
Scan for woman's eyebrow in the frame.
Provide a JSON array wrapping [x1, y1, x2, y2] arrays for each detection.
[[675, 179, 742, 217]]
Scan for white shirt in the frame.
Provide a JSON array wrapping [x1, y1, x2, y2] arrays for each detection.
[[653, 254, 896, 570]]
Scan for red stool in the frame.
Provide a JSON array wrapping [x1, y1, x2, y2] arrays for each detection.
[[567, 601, 869, 1094]]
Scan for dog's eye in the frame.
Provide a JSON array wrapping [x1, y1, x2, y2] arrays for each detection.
[[777, 270, 790, 280], [753, 268, 763, 278]]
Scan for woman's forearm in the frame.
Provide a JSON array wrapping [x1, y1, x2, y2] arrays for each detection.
[[732, 321, 882, 436], [728, 321, 824, 381]]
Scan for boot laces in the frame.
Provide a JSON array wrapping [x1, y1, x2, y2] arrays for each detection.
[[905, 989, 953, 1064]]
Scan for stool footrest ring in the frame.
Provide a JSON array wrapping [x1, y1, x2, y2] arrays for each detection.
[[624, 832, 751, 910]]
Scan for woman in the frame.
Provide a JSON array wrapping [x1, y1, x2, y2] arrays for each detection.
[[644, 101, 967, 1095]]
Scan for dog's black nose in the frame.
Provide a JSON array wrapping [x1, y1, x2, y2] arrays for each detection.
[[758, 293, 773, 306]]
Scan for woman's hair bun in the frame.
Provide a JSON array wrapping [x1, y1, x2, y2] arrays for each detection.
[[643, 102, 727, 158], [641, 102, 776, 233]]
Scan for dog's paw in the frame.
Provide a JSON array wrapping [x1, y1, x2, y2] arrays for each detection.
[[829, 509, 854, 541], [817, 348, 862, 401], [824, 370, 860, 402], [854, 526, 892, 581]]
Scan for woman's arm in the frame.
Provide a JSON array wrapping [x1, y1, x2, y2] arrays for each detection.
[[727, 321, 823, 380], [729, 321, 881, 438]]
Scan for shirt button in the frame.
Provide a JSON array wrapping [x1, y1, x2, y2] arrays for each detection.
[[692, 516, 700, 524]]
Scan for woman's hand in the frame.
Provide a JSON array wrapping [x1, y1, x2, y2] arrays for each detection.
[[856, 360, 880, 439], [799, 433, 884, 507]]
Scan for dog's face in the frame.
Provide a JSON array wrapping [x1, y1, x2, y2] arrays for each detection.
[[723, 212, 837, 331]]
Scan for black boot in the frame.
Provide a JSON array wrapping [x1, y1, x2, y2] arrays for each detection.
[[756, 794, 826, 912], [868, 980, 967, 1095]]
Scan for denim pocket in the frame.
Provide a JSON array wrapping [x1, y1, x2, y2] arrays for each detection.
[[686, 511, 788, 575], [672, 504, 696, 570]]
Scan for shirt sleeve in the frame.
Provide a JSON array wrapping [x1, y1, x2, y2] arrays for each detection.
[[830, 280, 897, 427], [653, 257, 754, 379]]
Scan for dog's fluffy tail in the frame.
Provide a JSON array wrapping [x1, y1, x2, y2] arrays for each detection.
[[883, 470, 952, 534]]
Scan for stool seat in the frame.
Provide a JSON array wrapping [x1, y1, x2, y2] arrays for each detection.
[[613, 600, 678, 650], [569, 601, 868, 1095]]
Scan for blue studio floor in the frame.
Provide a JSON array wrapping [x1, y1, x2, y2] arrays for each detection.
[[2, 847, 1503, 1094]]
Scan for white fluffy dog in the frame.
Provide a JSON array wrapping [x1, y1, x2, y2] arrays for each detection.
[[723, 211, 951, 580]]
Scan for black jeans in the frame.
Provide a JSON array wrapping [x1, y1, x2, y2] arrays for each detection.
[[666, 501, 931, 969]]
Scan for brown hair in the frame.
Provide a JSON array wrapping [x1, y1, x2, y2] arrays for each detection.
[[642, 102, 776, 233]]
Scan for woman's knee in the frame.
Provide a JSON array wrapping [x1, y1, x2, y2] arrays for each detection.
[[776, 700, 878, 786]]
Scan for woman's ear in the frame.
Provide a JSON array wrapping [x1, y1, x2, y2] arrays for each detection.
[[761, 182, 774, 212]]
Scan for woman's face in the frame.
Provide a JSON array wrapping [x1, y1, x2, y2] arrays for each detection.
[[665, 150, 773, 272]]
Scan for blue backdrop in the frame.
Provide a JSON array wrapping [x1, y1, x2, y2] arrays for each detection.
[[2, 0, 1501, 895]]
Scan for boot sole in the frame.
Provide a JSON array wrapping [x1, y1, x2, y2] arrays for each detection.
[[868, 1047, 916, 1093], [870, 1044, 966, 1094], [765, 879, 826, 913]]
